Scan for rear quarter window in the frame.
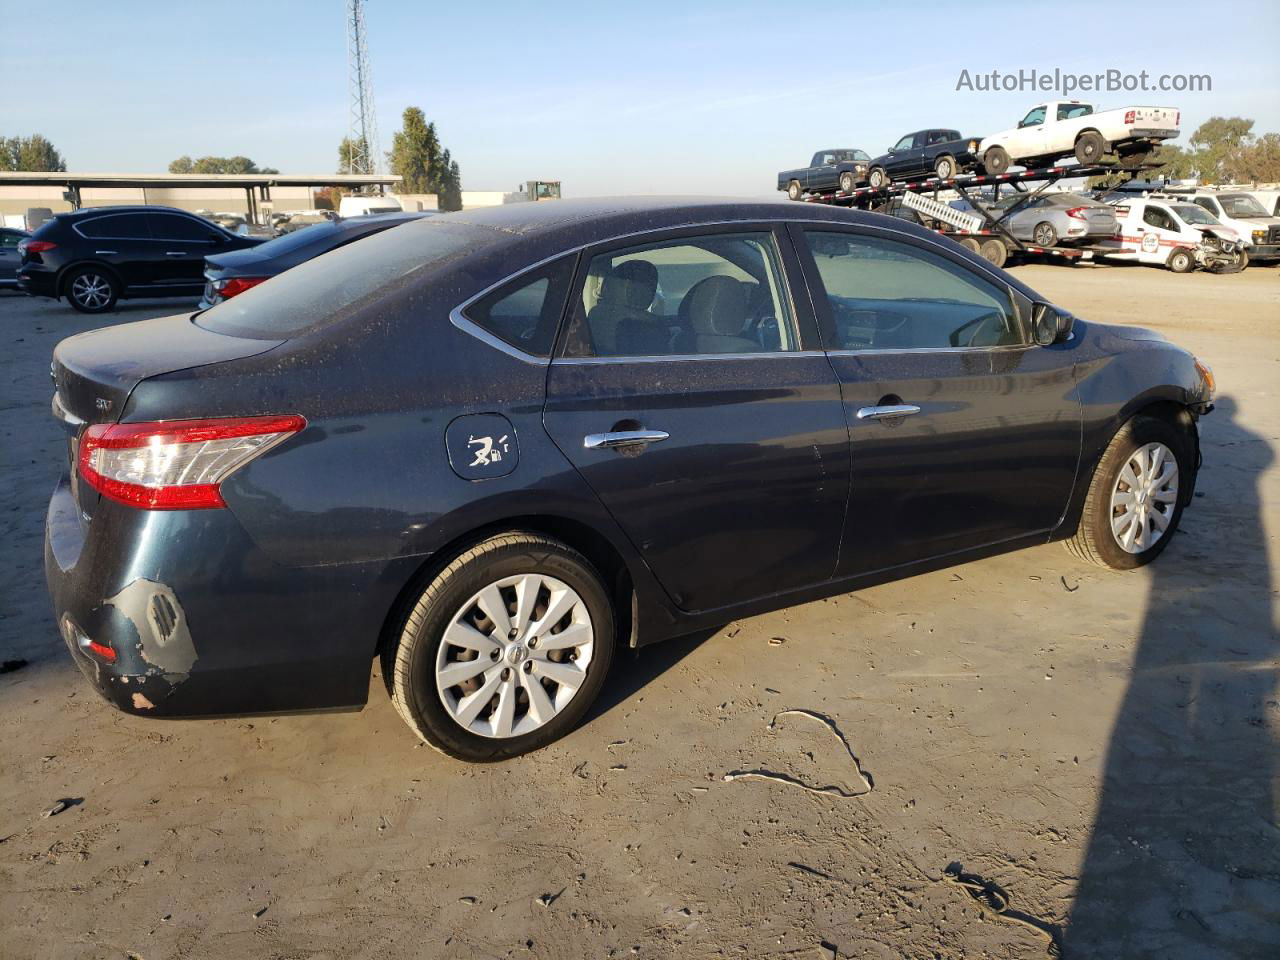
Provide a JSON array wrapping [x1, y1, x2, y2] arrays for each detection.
[[196, 220, 496, 339], [460, 256, 576, 358]]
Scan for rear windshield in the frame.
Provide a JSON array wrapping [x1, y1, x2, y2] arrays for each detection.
[[249, 220, 344, 256], [195, 220, 494, 339]]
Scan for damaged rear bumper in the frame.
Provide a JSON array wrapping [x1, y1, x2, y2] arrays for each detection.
[[44, 474, 407, 718]]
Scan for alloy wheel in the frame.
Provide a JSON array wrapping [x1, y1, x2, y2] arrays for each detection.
[[1110, 441, 1179, 553], [435, 574, 594, 738], [70, 273, 112, 309]]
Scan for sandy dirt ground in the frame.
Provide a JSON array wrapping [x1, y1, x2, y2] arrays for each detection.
[[1, 261, 1276, 960]]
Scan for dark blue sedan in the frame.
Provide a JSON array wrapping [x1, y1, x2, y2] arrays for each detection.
[[45, 198, 1214, 760]]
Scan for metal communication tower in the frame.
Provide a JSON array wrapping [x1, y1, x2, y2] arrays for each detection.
[[345, 0, 380, 176]]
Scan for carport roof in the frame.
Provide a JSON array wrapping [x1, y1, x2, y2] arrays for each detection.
[[0, 172, 403, 189]]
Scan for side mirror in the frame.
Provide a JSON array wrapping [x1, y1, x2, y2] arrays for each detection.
[[1032, 303, 1074, 345]]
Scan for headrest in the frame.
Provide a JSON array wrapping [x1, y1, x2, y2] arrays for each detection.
[[600, 259, 658, 310], [686, 275, 748, 336]]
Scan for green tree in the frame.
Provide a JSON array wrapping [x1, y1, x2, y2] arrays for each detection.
[[0, 134, 67, 171], [387, 107, 463, 210], [1231, 132, 1280, 184], [168, 155, 277, 175], [1189, 117, 1255, 183]]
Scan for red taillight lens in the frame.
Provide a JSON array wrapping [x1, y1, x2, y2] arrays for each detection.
[[1124, 110, 1135, 124], [1065, 207, 1089, 220], [20, 239, 57, 255], [78, 415, 306, 510], [215, 276, 268, 299]]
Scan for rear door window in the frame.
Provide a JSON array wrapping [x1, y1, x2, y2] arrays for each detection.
[[75, 214, 151, 240], [149, 213, 218, 242]]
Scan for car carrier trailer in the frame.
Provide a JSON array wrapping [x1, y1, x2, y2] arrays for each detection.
[[800, 162, 1161, 269]]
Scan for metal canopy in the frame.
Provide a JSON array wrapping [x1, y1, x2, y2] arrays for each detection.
[[0, 172, 402, 189]]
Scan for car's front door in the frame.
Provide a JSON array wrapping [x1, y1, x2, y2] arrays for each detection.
[[146, 212, 223, 290], [542, 225, 850, 613], [1136, 204, 1183, 260], [885, 134, 923, 178], [792, 225, 1081, 576]]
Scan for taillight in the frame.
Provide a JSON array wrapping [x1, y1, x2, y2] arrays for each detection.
[[1124, 110, 1135, 124], [20, 239, 56, 255], [214, 276, 268, 299], [78, 415, 305, 510], [1065, 207, 1089, 220]]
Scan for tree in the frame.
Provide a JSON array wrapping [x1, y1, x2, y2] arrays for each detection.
[[0, 134, 66, 172], [1189, 117, 1255, 183], [1150, 143, 1198, 180], [168, 155, 278, 175], [1231, 133, 1280, 184], [337, 136, 371, 175], [386, 107, 463, 210], [313, 186, 343, 210]]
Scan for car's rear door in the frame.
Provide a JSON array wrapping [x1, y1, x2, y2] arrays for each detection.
[[542, 224, 849, 613], [146, 212, 223, 290], [791, 224, 1081, 576], [72, 212, 155, 290]]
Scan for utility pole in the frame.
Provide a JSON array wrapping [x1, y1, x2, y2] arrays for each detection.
[[346, 0, 380, 180]]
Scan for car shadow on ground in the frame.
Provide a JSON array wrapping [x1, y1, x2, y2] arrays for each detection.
[[585, 627, 720, 724], [1066, 395, 1279, 958]]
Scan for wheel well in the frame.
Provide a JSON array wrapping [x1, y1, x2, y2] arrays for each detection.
[[58, 260, 122, 297], [935, 152, 954, 164], [1075, 127, 1104, 143], [374, 516, 637, 660]]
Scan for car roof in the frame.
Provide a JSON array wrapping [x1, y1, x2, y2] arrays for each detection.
[[60, 205, 211, 219]]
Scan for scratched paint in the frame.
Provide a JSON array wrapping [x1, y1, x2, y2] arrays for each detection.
[[103, 579, 197, 676]]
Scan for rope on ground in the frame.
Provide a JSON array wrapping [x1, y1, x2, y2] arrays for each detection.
[[722, 708, 873, 798], [941, 864, 1061, 958]]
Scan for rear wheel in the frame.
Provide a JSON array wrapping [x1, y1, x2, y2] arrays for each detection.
[[1167, 248, 1195, 273], [933, 155, 956, 179], [385, 533, 616, 761], [958, 237, 982, 255], [64, 266, 118, 313], [1066, 415, 1190, 570], [983, 146, 1010, 175], [979, 238, 1008, 268], [786, 180, 803, 201], [838, 171, 856, 193], [867, 167, 888, 189], [1074, 131, 1106, 165], [1032, 221, 1059, 247]]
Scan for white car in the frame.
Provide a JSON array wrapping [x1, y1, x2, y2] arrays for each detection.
[[1182, 192, 1280, 263], [1099, 196, 1245, 273], [978, 100, 1180, 174]]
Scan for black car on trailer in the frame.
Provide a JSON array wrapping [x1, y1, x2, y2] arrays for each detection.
[[866, 129, 981, 187]]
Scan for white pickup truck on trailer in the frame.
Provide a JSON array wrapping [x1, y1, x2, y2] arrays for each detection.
[[978, 100, 1180, 174]]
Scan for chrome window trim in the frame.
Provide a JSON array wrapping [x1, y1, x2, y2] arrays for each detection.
[[553, 350, 829, 366], [448, 215, 1027, 364]]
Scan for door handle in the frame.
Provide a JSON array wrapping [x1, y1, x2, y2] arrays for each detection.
[[94, 250, 118, 255], [165, 251, 187, 256], [583, 430, 670, 450], [856, 404, 921, 421]]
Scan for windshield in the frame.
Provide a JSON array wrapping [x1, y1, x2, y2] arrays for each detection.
[[196, 220, 495, 338], [1217, 194, 1269, 218], [1172, 204, 1219, 226]]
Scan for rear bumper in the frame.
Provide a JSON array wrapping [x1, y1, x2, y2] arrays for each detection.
[[45, 474, 410, 718], [17, 268, 58, 299]]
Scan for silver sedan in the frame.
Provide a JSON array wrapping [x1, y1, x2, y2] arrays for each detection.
[[957, 192, 1118, 247]]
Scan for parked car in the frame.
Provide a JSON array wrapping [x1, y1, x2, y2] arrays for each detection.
[[46, 198, 1214, 761], [17, 206, 263, 313], [865, 129, 979, 188], [1238, 189, 1280, 218], [338, 195, 403, 217], [0, 226, 30, 288], [978, 100, 1180, 174], [1100, 196, 1245, 272], [276, 210, 339, 235], [953, 191, 1119, 247], [778, 149, 873, 199], [1184, 191, 1280, 263], [200, 211, 431, 308]]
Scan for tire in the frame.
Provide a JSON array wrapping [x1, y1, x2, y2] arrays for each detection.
[[958, 237, 982, 255], [984, 146, 1010, 175], [979, 238, 1008, 268], [868, 167, 888, 189], [1032, 221, 1059, 247], [63, 266, 119, 313], [1210, 249, 1249, 274], [1119, 146, 1153, 168], [838, 171, 856, 193], [1167, 248, 1195, 273], [1074, 131, 1106, 165], [933, 155, 956, 180], [1065, 414, 1191, 570], [787, 180, 802, 202], [385, 533, 616, 761]]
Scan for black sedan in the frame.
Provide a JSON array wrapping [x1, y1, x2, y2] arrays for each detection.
[[18, 205, 262, 313], [199, 211, 430, 308], [45, 198, 1214, 761]]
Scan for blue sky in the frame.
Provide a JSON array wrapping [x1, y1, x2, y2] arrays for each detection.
[[4, 0, 1278, 196]]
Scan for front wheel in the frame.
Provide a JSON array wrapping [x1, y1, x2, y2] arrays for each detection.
[[983, 146, 1010, 175], [64, 266, 119, 313], [867, 167, 888, 189], [1065, 415, 1191, 569], [1167, 248, 1195, 273], [786, 180, 802, 201], [385, 533, 616, 761], [838, 171, 856, 193]]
